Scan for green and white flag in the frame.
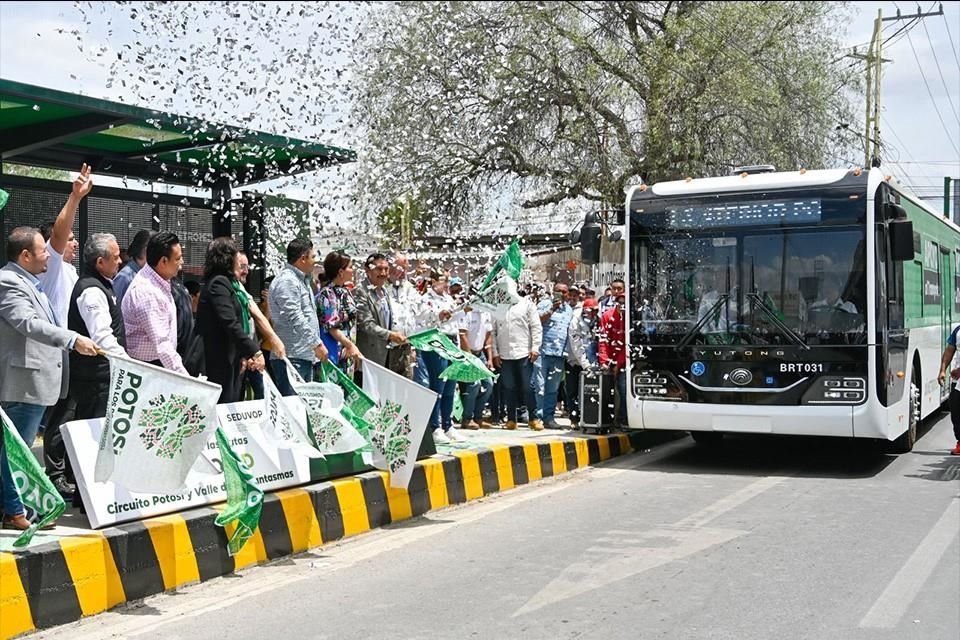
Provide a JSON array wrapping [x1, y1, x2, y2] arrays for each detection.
[[95, 355, 222, 493], [319, 361, 376, 418], [469, 273, 521, 321], [408, 328, 494, 382], [289, 361, 368, 455], [213, 427, 263, 556], [361, 360, 438, 489], [261, 371, 324, 458], [1, 408, 66, 547], [480, 239, 524, 291]]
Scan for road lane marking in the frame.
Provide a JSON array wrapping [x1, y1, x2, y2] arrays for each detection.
[[515, 475, 787, 616], [859, 499, 960, 629]]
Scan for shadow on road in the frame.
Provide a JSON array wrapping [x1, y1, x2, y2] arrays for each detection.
[[618, 432, 898, 479], [904, 455, 960, 482]]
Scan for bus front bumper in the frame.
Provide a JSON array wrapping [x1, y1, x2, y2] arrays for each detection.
[[636, 400, 857, 438]]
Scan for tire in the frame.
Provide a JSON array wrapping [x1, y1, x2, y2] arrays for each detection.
[[690, 431, 724, 446], [891, 377, 919, 453]]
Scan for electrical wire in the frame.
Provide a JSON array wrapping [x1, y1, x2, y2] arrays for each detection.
[[904, 28, 960, 154], [922, 16, 960, 125], [942, 9, 960, 67]]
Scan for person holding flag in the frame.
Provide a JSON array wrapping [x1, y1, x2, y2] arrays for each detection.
[[412, 271, 463, 443], [0, 226, 98, 530], [492, 289, 543, 431]]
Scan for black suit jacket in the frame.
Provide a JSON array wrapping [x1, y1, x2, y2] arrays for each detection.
[[197, 275, 259, 403]]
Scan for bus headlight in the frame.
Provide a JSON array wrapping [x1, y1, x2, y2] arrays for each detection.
[[801, 376, 866, 404], [633, 370, 688, 401]]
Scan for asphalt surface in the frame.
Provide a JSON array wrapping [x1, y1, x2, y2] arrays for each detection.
[[32, 413, 960, 640]]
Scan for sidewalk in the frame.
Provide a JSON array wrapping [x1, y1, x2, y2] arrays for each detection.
[[0, 424, 681, 640]]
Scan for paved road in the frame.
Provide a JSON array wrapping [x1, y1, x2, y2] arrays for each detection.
[[37, 415, 959, 640]]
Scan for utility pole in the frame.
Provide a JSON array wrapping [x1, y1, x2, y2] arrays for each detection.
[[848, 4, 944, 167]]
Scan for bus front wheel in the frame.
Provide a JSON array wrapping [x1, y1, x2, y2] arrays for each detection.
[[891, 378, 919, 453]]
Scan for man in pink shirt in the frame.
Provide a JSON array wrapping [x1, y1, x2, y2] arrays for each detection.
[[121, 231, 187, 374]]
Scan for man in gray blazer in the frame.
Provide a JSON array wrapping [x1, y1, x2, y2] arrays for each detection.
[[0, 226, 97, 531], [354, 253, 407, 385]]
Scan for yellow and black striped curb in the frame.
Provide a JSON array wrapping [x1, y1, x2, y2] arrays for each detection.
[[0, 430, 679, 639]]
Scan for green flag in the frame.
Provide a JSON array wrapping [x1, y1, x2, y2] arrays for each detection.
[[1, 409, 66, 547], [452, 391, 464, 422], [408, 328, 494, 382], [319, 361, 376, 418], [0, 188, 9, 211], [214, 427, 263, 556], [480, 239, 524, 291]]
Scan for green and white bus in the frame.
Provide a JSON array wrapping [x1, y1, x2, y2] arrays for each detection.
[[625, 166, 957, 451]]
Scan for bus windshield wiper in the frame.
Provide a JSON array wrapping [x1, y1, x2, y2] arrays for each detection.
[[677, 293, 729, 349], [746, 292, 810, 350]]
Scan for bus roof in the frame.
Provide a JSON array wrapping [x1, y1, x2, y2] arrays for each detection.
[[641, 168, 852, 197]]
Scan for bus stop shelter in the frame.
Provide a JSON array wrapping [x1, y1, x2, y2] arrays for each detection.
[[0, 78, 355, 283]]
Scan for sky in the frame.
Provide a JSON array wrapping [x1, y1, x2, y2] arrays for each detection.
[[1, 1, 958, 229]]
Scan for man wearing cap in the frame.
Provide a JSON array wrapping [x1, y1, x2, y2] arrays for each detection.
[[566, 297, 600, 429]]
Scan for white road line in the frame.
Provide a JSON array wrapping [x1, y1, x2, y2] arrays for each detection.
[[673, 475, 787, 529], [859, 499, 960, 629]]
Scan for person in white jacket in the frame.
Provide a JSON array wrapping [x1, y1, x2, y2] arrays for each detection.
[[492, 292, 543, 431]]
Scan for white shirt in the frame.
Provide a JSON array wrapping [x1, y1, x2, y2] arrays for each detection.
[[458, 309, 492, 352], [387, 279, 421, 335], [37, 240, 78, 328], [414, 289, 461, 336], [492, 298, 542, 360], [76, 286, 127, 356]]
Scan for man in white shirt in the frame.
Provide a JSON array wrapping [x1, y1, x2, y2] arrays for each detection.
[[38, 164, 91, 328], [491, 294, 543, 431], [37, 165, 90, 496], [457, 306, 494, 429]]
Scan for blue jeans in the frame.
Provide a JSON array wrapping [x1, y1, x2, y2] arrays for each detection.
[[270, 357, 313, 396], [418, 350, 456, 431], [540, 355, 566, 423], [500, 358, 541, 423], [1, 402, 48, 516], [531, 357, 545, 416], [463, 377, 494, 423]]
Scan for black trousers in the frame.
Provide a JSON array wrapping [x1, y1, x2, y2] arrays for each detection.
[[42, 395, 76, 483], [950, 389, 960, 441], [565, 363, 583, 425]]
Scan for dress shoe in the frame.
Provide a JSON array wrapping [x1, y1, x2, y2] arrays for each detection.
[[2, 513, 55, 531], [505, 420, 518, 430], [529, 419, 545, 431]]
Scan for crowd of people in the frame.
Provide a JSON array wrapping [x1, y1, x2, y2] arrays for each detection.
[[0, 167, 628, 532]]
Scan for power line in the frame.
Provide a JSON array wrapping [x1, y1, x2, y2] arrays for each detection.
[[942, 9, 960, 67], [904, 27, 960, 154], [922, 16, 960, 125]]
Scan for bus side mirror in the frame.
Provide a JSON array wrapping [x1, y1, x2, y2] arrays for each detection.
[[889, 220, 914, 261], [882, 201, 908, 221]]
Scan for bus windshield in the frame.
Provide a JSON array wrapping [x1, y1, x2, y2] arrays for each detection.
[[631, 191, 868, 347]]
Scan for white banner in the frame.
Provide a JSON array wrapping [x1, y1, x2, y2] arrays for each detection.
[[361, 360, 438, 489], [95, 356, 222, 494], [64, 398, 312, 529]]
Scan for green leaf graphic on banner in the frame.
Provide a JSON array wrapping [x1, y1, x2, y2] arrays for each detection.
[[368, 401, 412, 473], [139, 394, 207, 459]]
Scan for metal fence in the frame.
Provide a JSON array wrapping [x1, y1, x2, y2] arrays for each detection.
[[0, 174, 244, 283]]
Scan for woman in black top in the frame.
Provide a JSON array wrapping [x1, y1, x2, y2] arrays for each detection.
[[196, 237, 265, 403]]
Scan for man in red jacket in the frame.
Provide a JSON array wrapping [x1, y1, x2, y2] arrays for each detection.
[[598, 292, 627, 426]]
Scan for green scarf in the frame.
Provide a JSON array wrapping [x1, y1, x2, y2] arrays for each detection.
[[231, 279, 252, 335]]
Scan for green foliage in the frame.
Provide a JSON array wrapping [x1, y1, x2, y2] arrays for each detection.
[[2, 163, 70, 182], [377, 196, 433, 248], [355, 1, 861, 221]]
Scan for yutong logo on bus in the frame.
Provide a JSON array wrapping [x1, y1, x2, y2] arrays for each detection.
[[694, 349, 787, 360]]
